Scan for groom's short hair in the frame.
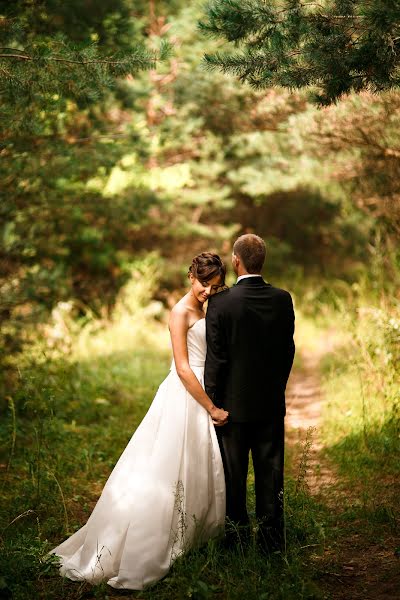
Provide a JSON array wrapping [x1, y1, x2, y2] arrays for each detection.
[[233, 234, 266, 273]]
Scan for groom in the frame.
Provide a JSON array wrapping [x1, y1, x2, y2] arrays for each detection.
[[205, 234, 295, 552]]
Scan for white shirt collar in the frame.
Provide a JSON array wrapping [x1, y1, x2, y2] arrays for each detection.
[[236, 274, 263, 283]]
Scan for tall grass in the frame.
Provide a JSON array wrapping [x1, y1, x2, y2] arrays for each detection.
[[294, 281, 399, 547], [0, 269, 329, 599], [3, 263, 398, 598], [320, 299, 399, 467]]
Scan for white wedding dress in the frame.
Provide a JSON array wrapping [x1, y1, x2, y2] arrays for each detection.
[[50, 318, 225, 590]]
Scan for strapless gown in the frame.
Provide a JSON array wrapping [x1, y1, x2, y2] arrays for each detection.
[[50, 318, 225, 590]]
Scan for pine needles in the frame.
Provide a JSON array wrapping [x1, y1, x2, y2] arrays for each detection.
[[200, 0, 400, 104]]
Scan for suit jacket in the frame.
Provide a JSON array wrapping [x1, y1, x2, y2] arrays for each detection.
[[204, 277, 295, 422]]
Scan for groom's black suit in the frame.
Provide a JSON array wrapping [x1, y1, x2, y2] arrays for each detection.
[[204, 276, 295, 549]]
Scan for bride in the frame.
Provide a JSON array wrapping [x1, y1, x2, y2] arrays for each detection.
[[50, 252, 229, 591]]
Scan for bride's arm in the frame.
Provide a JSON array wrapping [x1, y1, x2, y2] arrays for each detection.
[[169, 308, 228, 424]]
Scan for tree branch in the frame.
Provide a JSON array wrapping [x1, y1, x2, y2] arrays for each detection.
[[0, 54, 155, 66]]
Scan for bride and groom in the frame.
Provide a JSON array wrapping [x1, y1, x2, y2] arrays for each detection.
[[51, 233, 295, 590]]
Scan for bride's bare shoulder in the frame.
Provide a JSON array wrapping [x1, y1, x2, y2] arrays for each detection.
[[169, 299, 190, 330]]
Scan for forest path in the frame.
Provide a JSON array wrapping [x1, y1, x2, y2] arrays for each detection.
[[285, 350, 399, 600]]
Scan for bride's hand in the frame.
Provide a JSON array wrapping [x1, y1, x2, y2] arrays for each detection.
[[209, 405, 229, 426]]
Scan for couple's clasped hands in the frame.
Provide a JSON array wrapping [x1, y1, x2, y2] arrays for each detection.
[[209, 405, 229, 427]]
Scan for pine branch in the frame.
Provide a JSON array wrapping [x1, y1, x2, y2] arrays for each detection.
[[0, 13, 172, 116], [0, 53, 158, 66], [200, 0, 400, 104]]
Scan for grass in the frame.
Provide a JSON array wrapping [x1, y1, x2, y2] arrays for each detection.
[[1, 282, 399, 599], [296, 295, 400, 598], [319, 301, 400, 490], [0, 306, 326, 600]]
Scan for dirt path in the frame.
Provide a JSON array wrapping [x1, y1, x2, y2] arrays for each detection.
[[286, 349, 336, 494], [285, 351, 400, 600]]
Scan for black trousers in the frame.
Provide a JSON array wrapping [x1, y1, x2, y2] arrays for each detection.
[[216, 417, 285, 550]]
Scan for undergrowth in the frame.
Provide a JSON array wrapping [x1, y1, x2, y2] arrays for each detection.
[[299, 291, 399, 550], [1, 303, 325, 599], [2, 278, 399, 598]]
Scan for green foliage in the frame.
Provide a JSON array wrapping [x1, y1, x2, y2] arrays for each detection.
[[2, 0, 399, 368], [200, 0, 400, 104], [0, 0, 167, 361], [306, 91, 400, 239], [0, 1, 172, 135]]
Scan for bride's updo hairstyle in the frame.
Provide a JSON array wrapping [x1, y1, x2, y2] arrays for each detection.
[[188, 252, 226, 287]]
